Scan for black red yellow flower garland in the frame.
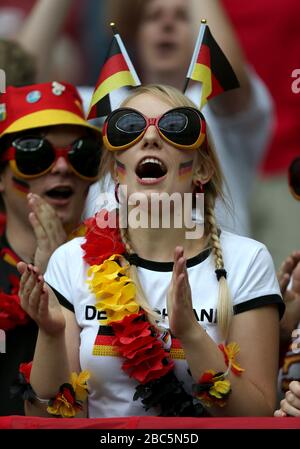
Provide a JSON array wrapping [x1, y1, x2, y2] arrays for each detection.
[[83, 210, 244, 415], [82, 211, 205, 416]]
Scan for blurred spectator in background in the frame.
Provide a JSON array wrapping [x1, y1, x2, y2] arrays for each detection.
[[221, 0, 300, 268], [0, 39, 36, 86], [0, 0, 85, 85], [80, 0, 110, 85], [275, 156, 300, 402], [277, 250, 300, 400], [107, 0, 253, 106], [275, 244, 300, 416]]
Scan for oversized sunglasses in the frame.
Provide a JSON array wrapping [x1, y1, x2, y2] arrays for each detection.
[[102, 106, 206, 151], [289, 157, 300, 200], [1, 135, 101, 180]]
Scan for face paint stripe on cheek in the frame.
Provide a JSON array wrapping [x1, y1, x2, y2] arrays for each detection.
[[12, 176, 30, 195], [116, 160, 126, 180], [178, 160, 193, 179]]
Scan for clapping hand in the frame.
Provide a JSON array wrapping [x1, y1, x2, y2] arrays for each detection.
[[17, 262, 65, 336], [27, 193, 67, 273], [167, 247, 198, 341]]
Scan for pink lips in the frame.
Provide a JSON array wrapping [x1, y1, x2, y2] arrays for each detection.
[[136, 174, 167, 186]]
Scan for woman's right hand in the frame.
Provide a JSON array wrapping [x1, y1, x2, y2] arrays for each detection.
[[17, 261, 66, 336]]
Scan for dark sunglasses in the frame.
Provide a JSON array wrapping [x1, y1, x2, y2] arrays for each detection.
[[1, 135, 101, 180], [289, 157, 300, 200], [102, 106, 206, 151]]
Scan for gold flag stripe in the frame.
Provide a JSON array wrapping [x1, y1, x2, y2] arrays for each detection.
[[191, 63, 212, 108], [169, 348, 185, 360], [93, 345, 119, 357], [92, 345, 185, 360], [90, 71, 136, 108]]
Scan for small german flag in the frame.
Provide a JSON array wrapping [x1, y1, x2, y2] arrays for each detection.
[[184, 21, 239, 109], [88, 23, 141, 119]]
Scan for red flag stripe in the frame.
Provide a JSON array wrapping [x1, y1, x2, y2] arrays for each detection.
[[196, 44, 211, 66], [95, 54, 130, 88], [195, 44, 225, 98], [209, 73, 224, 99], [88, 104, 97, 120]]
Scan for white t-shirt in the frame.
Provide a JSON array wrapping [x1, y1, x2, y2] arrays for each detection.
[[44, 229, 283, 418], [80, 68, 274, 236]]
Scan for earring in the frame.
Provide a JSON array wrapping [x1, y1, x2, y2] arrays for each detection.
[[194, 181, 204, 194], [114, 182, 120, 204]]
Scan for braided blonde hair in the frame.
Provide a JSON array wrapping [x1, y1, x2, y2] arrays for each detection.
[[205, 194, 233, 339], [99, 84, 233, 339]]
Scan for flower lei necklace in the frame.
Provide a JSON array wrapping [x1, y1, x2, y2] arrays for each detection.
[[82, 210, 205, 416], [82, 210, 244, 415]]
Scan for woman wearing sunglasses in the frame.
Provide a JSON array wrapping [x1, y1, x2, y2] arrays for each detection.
[[18, 85, 283, 418], [0, 81, 101, 416]]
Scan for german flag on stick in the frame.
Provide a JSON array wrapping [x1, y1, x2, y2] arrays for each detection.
[[184, 20, 239, 109], [88, 23, 141, 119]]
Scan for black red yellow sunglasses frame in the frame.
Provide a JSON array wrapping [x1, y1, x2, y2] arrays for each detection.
[[102, 106, 207, 151], [1, 138, 101, 181]]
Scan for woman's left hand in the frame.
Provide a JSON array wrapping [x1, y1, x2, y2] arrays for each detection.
[[167, 247, 199, 340]]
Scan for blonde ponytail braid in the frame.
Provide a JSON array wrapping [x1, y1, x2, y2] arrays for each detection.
[[205, 194, 233, 340]]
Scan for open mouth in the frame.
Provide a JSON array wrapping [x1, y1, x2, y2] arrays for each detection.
[[135, 157, 168, 182], [44, 186, 74, 200], [156, 41, 178, 53]]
